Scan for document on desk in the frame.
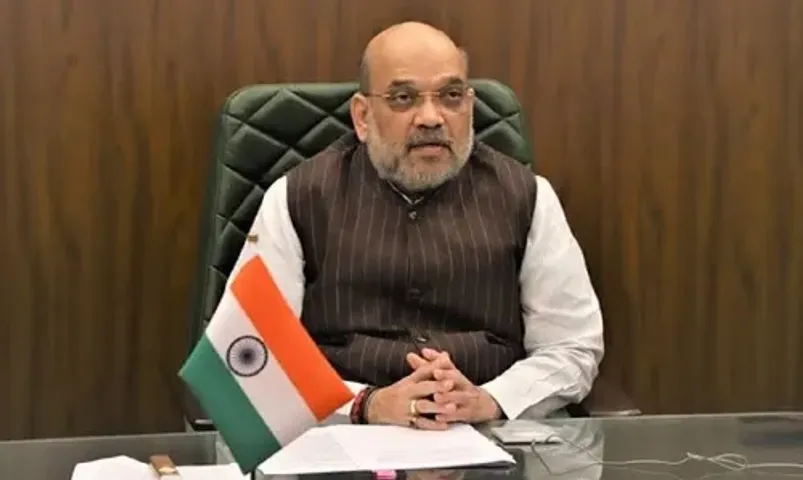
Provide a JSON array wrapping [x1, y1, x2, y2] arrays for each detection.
[[258, 423, 515, 475], [70, 455, 248, 479]]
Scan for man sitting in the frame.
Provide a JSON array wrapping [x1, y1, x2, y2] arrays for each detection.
[[250, 21, 604, 429]]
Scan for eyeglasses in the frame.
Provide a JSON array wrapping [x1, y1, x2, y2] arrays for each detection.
[[364, 83, 474, 112]]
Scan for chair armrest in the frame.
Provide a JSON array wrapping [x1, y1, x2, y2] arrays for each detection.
[[580, 374, 641, 417], [183, 386, 216, 431]]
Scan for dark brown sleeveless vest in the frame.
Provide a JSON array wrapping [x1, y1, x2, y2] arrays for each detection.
[[286, 133, 537, 387]]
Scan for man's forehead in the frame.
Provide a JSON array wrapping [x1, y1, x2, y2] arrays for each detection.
[[370, 49, 466, 90]]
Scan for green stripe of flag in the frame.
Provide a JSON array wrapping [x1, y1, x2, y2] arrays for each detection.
[[179, 335, 281, 473]]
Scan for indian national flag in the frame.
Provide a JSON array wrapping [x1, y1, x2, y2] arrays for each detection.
[[179, 236, 353, 473]]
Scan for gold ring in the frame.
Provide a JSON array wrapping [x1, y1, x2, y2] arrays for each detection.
[[409, 399, 419, 416]]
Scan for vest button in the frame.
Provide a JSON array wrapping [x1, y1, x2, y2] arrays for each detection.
[[408, 211, 418, 221], [414, 334, 428, 344]]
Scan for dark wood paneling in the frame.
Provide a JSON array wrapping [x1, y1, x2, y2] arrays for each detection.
[[1, 0, 801, 439], [596, 0, 803, 413]]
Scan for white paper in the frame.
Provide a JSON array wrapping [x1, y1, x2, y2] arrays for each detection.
[[70, 456, 248, 480], [176, 464, 249, 479], [258, 427, 362, 474], [259, 423, 515, 475], [71, 456, 151, 479]]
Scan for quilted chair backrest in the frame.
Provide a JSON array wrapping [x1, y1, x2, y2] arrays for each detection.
[[186, 79, 534, 346]]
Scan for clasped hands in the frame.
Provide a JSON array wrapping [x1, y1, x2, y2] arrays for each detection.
[[364, 348, 502, 429]]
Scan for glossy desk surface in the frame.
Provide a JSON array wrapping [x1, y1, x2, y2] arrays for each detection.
[[2, 413, 802, 479]]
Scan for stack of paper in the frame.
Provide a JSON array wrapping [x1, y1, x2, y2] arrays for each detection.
[[259, 423, 515, 475], [70, 455, 248, 479]]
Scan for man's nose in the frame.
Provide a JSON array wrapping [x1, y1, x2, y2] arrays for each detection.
[[413, 96, 445, 128]]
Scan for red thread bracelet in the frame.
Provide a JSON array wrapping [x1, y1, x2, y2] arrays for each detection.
[[349, 387, 376, 424]]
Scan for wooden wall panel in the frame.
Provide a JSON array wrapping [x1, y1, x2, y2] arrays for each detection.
[[1, 0, 801, 439], [597, 0, 803, 412]]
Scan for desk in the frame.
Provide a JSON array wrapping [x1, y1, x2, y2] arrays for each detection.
[[0, 431, 229, 478], [513, 412, 803, 479], [1, 413, 802, 479]]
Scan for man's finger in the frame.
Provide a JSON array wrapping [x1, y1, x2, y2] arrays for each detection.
[[421, 349, 455, 369], [411, 416, 449, 431], [433, 368, 471, 388], [405, 352, 458, 384], [430, 351, 455, 369], [433, 390, 475, 406], [421, 347, 448, 362], [409, 379, 453, 398], [414, 399, 457, 416], [411, 349, 454, 370], [405, 361, 440, 382], [406, 349, 455, 376], [435, 407, 472, 424], [406, 352, 428, 370]]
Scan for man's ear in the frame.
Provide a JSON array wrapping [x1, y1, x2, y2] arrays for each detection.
[[350, 94, 369, 142]]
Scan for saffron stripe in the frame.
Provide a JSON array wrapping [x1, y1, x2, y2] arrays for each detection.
[[231, 256, 353, 420], [202, 290, 319, 446]]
